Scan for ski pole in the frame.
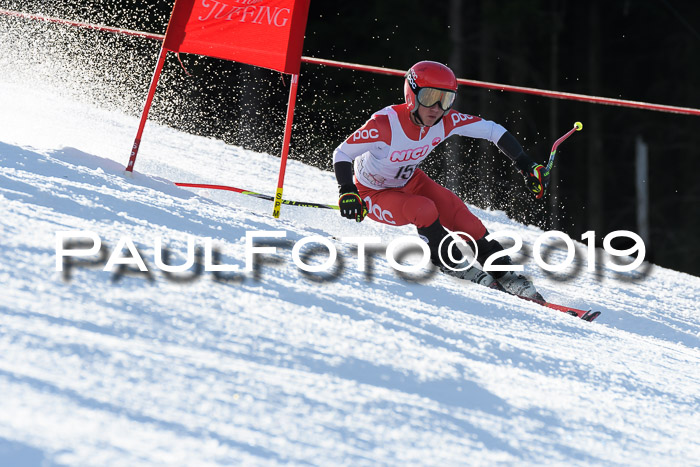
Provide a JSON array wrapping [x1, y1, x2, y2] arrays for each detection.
[[546, 121, 583, 171], [174, 182, 340, 210]]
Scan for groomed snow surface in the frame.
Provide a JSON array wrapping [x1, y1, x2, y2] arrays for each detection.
[[1, 80, 699, 466]]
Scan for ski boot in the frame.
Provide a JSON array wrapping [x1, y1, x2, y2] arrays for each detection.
[[495, 271, 544, 301], [441, 265, 505, 291]]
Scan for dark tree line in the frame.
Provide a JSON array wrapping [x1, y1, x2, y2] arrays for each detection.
[[2, 0, 699, 276]]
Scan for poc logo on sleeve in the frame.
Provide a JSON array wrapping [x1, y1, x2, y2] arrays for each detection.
[[352, 128, 379, 142], [450, 112, 475, 125]]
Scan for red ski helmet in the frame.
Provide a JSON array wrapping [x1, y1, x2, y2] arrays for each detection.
[[404, 61, 458, 114]]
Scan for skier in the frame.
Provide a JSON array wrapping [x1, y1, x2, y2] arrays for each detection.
[[332, 60, 550, 299]]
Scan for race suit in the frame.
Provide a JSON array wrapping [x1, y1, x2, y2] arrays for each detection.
[[333, 103, 508, 240]]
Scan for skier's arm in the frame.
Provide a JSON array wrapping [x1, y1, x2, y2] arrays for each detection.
[[331, 115, 387, 179], [496, 131, 551, 199], [334, 160, 354, 187], [496, 131, 534, 172], [332, 113, 392, 221], [332, 114, 386, 206], [332, 142, 366, 189], [333, 144, 370, 223], [332, 112, 390, 172], [444, 110, 531, 167], [445, 110, 551, 199], [333, 159, 366, 222]]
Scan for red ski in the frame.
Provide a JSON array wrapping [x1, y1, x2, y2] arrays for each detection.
[[517, 295, 601, 322]]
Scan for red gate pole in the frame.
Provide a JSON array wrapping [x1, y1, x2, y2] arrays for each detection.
[[125, 47, 168, 173], [272, 73, 300, 218]]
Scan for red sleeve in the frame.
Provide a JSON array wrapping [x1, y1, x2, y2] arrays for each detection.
[[346, 114, 392, 146], [442, 109, 483, 138]]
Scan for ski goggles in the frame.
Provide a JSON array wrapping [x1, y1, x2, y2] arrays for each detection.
[[416, 87, 456, 111]]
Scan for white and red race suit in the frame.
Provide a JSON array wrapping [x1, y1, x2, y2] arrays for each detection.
[[333, 103, 507, 239]]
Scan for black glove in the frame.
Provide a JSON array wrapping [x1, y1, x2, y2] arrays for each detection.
[[338, 184, 367, 222], [522, 162, 551, 199]]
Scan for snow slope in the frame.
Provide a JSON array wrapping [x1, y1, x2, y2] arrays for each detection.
[[1, 79, 700, 466]]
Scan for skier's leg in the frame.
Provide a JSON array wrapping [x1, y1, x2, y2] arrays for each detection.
[[416, 218, 502, 289], [356, 179, 497, 286], [409, 169, 487, 241], [409, 170, 496, 263], [355, 180, 439, 228], [474, 234, 543, 299], [409, 171, 542, 298]]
